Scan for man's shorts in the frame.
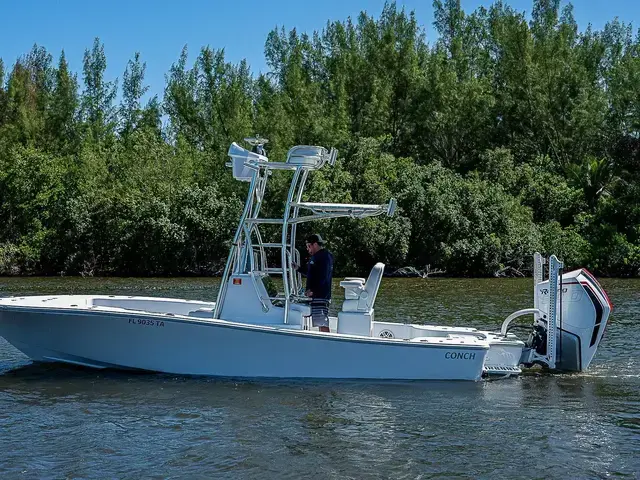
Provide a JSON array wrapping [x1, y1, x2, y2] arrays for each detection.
[[310, 298, 330, 327]]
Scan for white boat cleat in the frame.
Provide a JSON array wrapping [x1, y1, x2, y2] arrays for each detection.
[[0, 140, 612, 381]]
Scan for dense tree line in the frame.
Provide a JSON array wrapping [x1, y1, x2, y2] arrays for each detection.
[[0, 0, 638, 277]]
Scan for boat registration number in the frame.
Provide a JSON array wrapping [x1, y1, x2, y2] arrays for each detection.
[[128, 318, 165, 327]]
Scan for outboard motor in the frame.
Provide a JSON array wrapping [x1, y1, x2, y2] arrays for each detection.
[[519, 254, 612, 372]]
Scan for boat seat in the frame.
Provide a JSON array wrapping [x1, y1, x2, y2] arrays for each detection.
[[339, 279, 364, 299], [341, 263, 385, 312], [339, 277, 366, 299], [286, 146, 326, 167], [228, 142, 268, 182], [337, 263, 385, 336]]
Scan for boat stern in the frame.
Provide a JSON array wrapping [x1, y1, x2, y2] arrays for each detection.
[[483, 334, 525, 376]]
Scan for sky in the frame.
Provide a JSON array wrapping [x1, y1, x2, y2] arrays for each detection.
[[0, 0, 637, 101]]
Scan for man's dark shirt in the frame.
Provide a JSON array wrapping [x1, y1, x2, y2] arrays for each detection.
[[301, 248, 334, 299]]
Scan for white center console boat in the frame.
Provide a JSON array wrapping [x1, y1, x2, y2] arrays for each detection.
[[0, 139, 612, 381]]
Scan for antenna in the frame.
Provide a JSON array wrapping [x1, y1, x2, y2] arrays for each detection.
[[244, 136, 269, 156], [244, 136, 269, 147]]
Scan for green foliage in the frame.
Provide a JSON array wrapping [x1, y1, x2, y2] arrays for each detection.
[[565, 155, 619, 210], [120, 52, 153, 139], [81, 38, 117, 145], [584, 222, 640, 277], [539, 221, 590, 269], [320, 137, 412, 274], [47, 51, 79, 153], [0, 4, 640, 276], [399, 162, 540, 275], [0, 145, 66, 272]]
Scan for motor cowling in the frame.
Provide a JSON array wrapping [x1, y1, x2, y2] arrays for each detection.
[[534, 268, 612, 371]]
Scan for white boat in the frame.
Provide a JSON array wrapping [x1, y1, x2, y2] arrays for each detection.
[[0, 138, 612, 381]]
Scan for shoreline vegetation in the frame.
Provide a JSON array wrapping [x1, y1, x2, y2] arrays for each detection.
[[0, 1, 639, 278]]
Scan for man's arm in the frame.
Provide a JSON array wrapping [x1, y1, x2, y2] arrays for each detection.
[[292, 261, 308, 277], [319, 252, 333, 285], [311, 251, 332, 294]]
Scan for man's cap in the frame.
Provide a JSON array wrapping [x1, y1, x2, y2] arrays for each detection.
[[306, 234, 325, 245]]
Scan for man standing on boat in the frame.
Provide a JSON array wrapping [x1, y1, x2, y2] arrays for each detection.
[[294, 234, 334, 333]]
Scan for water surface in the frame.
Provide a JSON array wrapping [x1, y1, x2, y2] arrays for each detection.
[[0, 277, 638, 479]]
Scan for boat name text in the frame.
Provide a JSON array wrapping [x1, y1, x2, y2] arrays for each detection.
[[445, 352, 476, 360]]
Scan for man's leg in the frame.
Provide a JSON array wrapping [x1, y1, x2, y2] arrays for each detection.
[[310, 298, 330, 332]]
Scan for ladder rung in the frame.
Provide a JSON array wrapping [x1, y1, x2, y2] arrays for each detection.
[[259, 243, 291, 248], [265, 268, 284, 273]]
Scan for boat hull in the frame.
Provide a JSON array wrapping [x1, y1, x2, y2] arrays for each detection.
[[0, 307, 488, 381]]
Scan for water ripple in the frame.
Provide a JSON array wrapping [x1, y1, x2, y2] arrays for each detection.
[[0, 278, 639, 478]]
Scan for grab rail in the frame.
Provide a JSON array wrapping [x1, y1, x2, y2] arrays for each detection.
[[500, 308, 544, 336]]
